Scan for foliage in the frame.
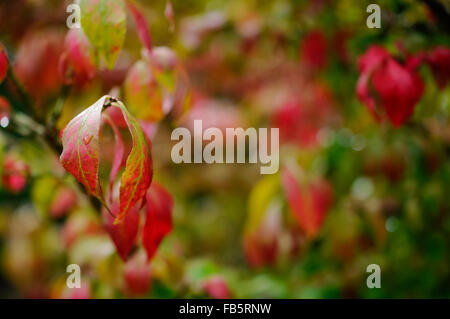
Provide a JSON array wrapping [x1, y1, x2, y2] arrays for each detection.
[[0, 0, 449, 298]]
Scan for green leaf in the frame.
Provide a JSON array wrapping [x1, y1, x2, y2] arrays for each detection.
[[80, 0, 127, 69]]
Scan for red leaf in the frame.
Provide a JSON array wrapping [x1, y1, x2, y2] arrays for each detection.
[[49, 187, 77, 218], [104, 106, 128, 128], [60, 280, 91, 299], [59, 29, 96, 86], [2, 155, 29, 193], [282, 168, 333, 238], [332, 30, 351, 65], [13, 30, 64, 104], [272, 83, 335, 148], [0, 96, 10, 120], [203, 276, 232, 299], [356, 45, 424, 127], [243, 230, 278, 268], [427, 46, 450, 89], [300, 30, 327, 71], [372, 58, 424, 127], [61, 214, 102, 248], [243, 203, 281, 268], [142, 182, 173, 261], [126, 0, 152, 51], [357, 45, 390, 74], [124, 252, 152, 295], [68, 281, 91, 299], [123, 47, 191, 124], [0, 42, 8, 84], [356, 45, 390, 118], [103, 202, 140, 261]]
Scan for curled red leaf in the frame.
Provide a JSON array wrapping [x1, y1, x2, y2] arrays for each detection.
[[115, 101, 153, 224], [60, 96, 153, 224]]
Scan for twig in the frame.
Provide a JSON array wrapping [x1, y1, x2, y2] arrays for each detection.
[[1, 69, 103, 213]]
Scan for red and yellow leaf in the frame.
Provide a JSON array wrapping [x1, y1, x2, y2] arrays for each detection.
[[114, 101, 153, 224], [124, 59, 164, 122], [60, 96, 153, 224], [60, 96, 106, 198]]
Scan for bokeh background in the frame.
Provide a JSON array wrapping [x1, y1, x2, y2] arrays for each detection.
[[0, 0, 449, 298]]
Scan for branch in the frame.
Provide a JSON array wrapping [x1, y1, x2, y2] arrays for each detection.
[[1, 68, 102, 212]]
